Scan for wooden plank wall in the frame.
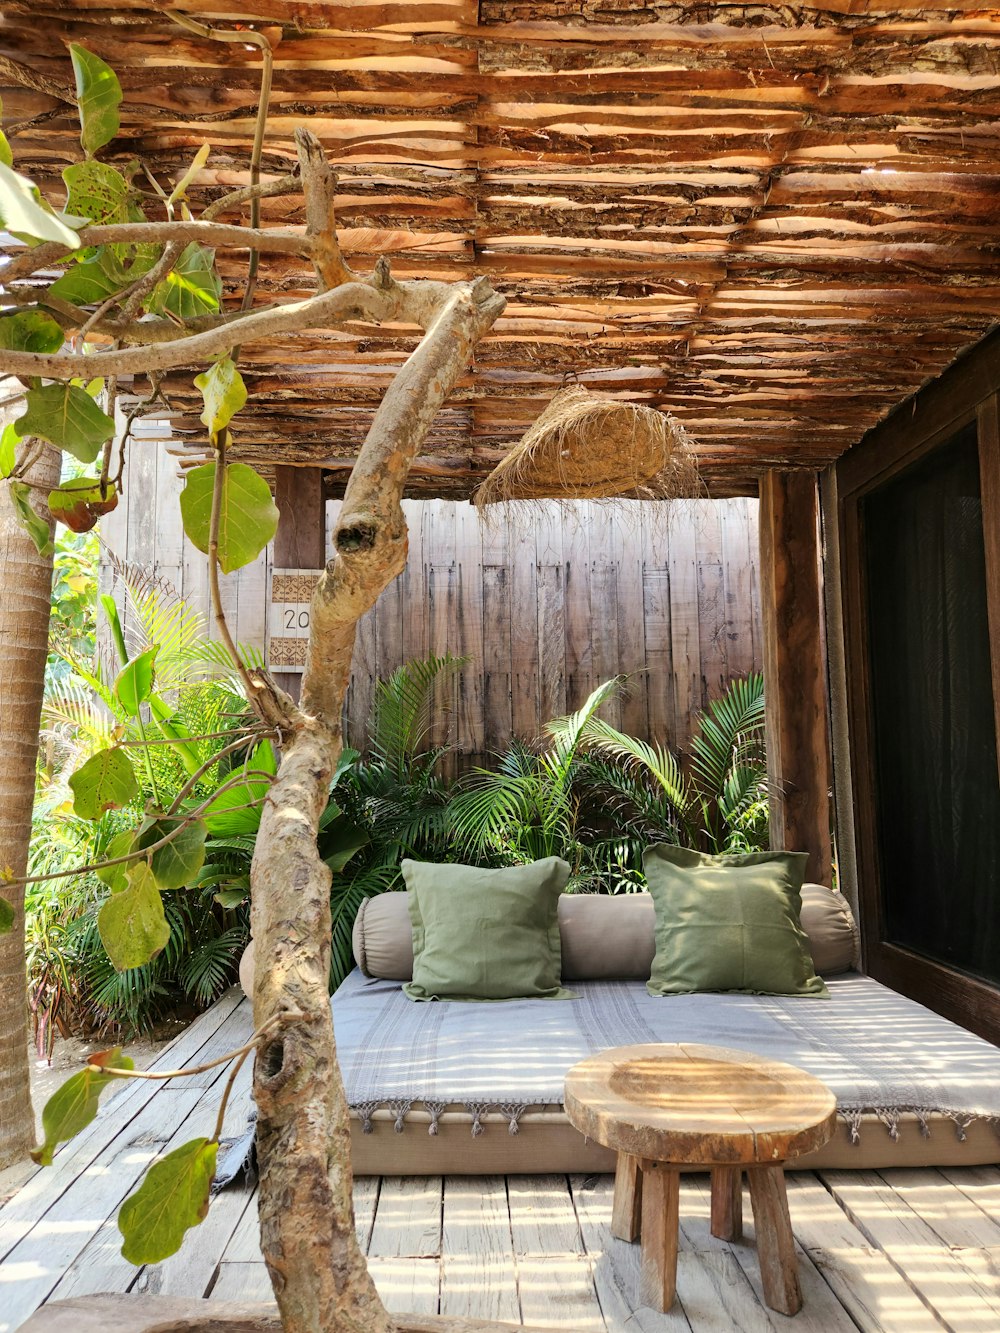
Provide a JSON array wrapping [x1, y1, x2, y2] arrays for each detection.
[[99, 429, 762, 764]]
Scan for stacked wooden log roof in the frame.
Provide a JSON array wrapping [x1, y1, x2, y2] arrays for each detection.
[[3, 3, 1000, 498]]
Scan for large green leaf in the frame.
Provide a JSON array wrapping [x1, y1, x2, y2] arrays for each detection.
[[62, 160, 129, 225], [136, 815, 207, 891], [68, 746, 138, 819], [31, 1048, 134, 1166], [97, 828, 135, 893], [118, 1137, 217, 1264], [0, 896, 13, 933], [15, 383, 114, 464], [48, 478, 119, 533], [98, 862, 170, 971], [179, 462, 279, 574], [0, 311, 64, 354], [49, 247, 130, 307], [8, 480, 53, 556], [114, 646, 157, 716], [0, 424, 16, 479], [70, 44, 122, 156], [0, 161, 81, 248], [194, 357, 247, 438], [146, 244, 221, 320]]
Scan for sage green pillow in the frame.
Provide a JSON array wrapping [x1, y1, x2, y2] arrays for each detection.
[[644, 845, 829, 998], [401, 857, 575, 1002]]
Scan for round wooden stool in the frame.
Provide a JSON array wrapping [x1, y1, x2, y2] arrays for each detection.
[[564, 1042, 837, 1316]]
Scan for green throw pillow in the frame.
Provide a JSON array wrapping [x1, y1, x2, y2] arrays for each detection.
[[643, 845, 829, 998], [402, 857, 575, 1002]]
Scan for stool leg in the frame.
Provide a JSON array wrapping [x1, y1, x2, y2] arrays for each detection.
[[638, 1164, 680, 1312], [747, 1164, 801, 1316], [612, 1153, 643, 1242], [710, 1166, 743, 1241]]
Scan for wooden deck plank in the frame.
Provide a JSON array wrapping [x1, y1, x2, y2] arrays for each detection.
[[369, 1176, 443, 1259], [209, 1260, 274, 1302], [507, 1175, 584, 1256], [785, 1173, 947, 1332], [440, 1176, 519, 1325], [570, 1175, 693, 1333], [0, 1086, 204, 1333], [369, 1256, 441, 1315], [516, 1255, 606, 1331], [820, 1168, 1000, 1331], [0, 990, 244, 1264], [890, 1167, 1000, 1249], [354, 1177, 380, 1252]]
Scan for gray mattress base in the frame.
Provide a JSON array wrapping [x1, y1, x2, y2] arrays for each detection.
[[350, 1106, 1000, 1175]]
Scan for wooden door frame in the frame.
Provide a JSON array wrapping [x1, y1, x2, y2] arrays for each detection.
[[837, 332, 1000, 1043]]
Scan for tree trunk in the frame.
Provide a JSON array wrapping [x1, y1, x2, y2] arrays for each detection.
[[249, 274, 504, 1332], [0, 444, 60, 1169]]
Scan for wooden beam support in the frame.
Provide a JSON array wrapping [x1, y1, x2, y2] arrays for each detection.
[[273, 466, 326, 701], [758, 470, 833, 885]]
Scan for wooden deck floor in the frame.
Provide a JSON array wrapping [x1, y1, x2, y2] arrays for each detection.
[[2, 989, 1000, 1332]]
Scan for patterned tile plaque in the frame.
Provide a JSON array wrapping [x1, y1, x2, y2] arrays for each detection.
[[269, 568, 322, 672]]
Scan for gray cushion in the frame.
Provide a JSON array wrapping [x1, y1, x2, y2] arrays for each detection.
[[351, 882, 858, 982]]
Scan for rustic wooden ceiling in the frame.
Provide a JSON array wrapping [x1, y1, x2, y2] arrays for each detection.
[[3, 3, 1000, 498]]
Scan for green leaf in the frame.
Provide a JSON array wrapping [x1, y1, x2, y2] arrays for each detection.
[[0, 423, 18, 479], [118, 1137, 217, 1264], [68, 746, 138, 819], [62, 160, 129, 225], [0, 161, 81, 248], [97, 828, 135, 892], [0, 311, 65, 354], [0, 896, 13, 933], [31, 1047, 134, 1166], [49, 478, 119, 532], [8, 480, 53, 556], [15, 383, 114, 464], [114, 646, 157, 716], [146, 244, 221, 320], [70, 44, 122, 156], [136, 816, 207, 891], [98, 862, 170, 971], [179, 462, 278, 574], [194, 357, 247, 437], [0, 130, 12, 170], [49, 247, 130, 307], [213, 887, 249, 909]]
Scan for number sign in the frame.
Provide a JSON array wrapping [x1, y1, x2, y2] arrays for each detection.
[[269, 568, 322, 671]]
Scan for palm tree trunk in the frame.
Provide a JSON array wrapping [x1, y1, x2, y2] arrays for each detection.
[[0, 444, 60, 1169]]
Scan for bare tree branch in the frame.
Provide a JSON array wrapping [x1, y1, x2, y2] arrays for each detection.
[[0, 273, 478, 378], [295, 128, 354, 291], [1, 221, 311, 285]]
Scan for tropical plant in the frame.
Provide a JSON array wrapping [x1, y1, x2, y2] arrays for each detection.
[[201, 653, 466, 988], [447, 678, 624, 881], [571, 672, 769, 856], [26, 572, 266, 1039]]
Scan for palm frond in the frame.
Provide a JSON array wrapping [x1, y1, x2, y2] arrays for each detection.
[[545, 677, 625, 780], [369, 653, 469, 773], [689, 672, 765, 800]]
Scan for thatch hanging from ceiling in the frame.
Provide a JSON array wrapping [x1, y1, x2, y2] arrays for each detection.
[[2, 3, 1000, 498]]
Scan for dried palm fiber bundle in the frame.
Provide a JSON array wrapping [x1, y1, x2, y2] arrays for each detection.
[[474, 386, 699, 509]]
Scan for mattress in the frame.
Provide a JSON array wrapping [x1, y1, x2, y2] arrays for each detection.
[[331, 969, 1000, 1173]]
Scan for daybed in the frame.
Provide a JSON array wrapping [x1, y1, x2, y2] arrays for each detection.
[[328, 887, 1000, 1174]]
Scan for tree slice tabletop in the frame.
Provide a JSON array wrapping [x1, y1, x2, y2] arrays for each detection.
[[564, 1042, 837, 1166]]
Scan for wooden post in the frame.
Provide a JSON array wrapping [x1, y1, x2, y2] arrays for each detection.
[[273, 466, 326, 700], [758, 470, 833, 885]]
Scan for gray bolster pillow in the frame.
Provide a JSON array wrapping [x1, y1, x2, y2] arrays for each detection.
[[351, 883, 859, 982]]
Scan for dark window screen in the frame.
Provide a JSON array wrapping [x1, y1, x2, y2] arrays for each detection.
[[862, 425, 1000, 985]]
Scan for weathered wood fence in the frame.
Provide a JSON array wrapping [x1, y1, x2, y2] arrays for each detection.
[[100, 427, 761, 762]]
